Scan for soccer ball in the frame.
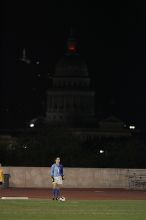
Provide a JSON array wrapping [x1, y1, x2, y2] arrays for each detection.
[[59, 196, 66, 202]]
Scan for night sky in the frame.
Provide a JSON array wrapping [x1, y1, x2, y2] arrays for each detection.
[[0, 2, 145, 130]]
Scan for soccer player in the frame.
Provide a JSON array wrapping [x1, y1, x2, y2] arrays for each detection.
[[0, 163, 4, 189], [50, 157, 64, 200]]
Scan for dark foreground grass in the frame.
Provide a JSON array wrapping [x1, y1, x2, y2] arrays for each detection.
[[0, 199, 146, 220]]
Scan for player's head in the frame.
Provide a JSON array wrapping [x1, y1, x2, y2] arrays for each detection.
[[55, 157, 60, 164]]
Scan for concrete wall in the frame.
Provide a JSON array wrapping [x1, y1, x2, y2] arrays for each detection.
[[3, 167, 146, 189]]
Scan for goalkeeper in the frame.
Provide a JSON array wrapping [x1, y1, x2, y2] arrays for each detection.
[[50, 157, 64, 200]]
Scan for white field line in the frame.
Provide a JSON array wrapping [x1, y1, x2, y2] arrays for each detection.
[[1, 197, 29, 200]]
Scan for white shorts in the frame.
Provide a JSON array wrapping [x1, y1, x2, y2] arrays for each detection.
[[53, 176, 63, 185]]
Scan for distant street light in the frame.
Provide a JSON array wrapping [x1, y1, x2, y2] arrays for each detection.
[[97, 148, 105, 155], [129, 125, 135, 130], [29, 123, 35, 128], [29, 117, 44, 128], [23, 145, 28, 149], [100, 150, 104, 154]]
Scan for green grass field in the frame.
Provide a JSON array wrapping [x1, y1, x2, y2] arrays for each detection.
[[0, 199, 146, 220]]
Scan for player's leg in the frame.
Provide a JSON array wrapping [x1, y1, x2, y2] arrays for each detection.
[[52, 182, 57, 200], [52, 176, 63, 200], [56, 176, 63, 199], [56, 183, 61, 199]]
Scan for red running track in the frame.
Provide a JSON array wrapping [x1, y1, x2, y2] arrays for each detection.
[[0, 188, 146, 200]]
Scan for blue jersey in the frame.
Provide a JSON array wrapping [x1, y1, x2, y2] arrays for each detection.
[[51, 164, 63, 177]]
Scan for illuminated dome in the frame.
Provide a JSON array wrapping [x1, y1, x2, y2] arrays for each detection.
[[46, 33, 95, 124]]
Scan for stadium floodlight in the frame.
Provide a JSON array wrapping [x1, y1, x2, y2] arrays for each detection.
[[129, 125, 135, 130], [99, 150, 104, 154]]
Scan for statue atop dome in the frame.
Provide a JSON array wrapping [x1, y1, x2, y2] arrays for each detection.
[[66, 30, 77, 55]]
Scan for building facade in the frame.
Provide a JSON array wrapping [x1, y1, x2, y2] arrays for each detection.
[[46, 35, 95, 126]]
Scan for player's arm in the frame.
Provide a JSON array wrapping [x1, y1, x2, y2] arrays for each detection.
[[51, 176, 55, 182], [50, 165, 55, 182], [60, 165, 64, 180]]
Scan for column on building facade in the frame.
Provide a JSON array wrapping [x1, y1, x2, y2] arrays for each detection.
[[48, 95, 52, 112], [70, 95, 73, 112], [55, 95, 58, 112], [78, 95, 81, 113], [58, 95, 61, 112], [60, 95, 64, 112], [63, 95, 66, 112]]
